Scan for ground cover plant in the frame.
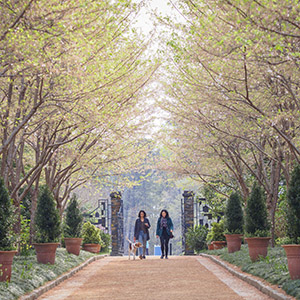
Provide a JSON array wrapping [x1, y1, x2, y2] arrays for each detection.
[[203, 245, 300, 299], [0, 248, 96, 300]]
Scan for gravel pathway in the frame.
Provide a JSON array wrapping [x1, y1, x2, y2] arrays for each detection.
[[38, 256, 274, 300]]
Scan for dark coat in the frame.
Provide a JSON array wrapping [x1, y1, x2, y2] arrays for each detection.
[[156, 217, 174, 237], [134, 218, 151, 241]]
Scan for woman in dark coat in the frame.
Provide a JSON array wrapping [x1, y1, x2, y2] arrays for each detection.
[[134, 210, 151, 259], [156, 209, 174, 259]]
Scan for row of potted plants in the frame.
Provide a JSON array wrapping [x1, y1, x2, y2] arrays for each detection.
[[207, 183, 272, 260], [207, 164, 300, 281], [0, 181, 105, 282]]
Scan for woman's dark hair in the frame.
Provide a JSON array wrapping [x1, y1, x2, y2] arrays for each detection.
[[160, 209, 169, 218], [138, 210, 147, 218]]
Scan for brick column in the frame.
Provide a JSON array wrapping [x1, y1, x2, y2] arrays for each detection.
[[110, 192, 123, 256], [183, 190, 194, 255]]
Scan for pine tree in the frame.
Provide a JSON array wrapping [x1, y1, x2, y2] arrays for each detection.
[[286, 164, 300, 243], [35, 186, 61, 243], [225, 192, 244, 234], [245, 182, 270, 236], [64, 194, 83, 238], [0, 178, 14, 250]]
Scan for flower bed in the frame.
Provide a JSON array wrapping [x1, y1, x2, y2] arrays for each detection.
[[0, 248, 96, 300], [202, 245, 300, 299]]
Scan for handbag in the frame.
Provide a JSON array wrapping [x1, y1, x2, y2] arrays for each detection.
[[169, 232, 174, 239]]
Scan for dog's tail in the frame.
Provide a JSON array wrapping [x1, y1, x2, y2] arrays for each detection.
[[126, 237, 133, 251]]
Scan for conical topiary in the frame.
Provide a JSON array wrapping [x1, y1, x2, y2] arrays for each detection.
[[64, 194, 83, 238], [245, 182, 270, 237], [286, 164, 300, 244], [0, 178, 15, 250], [35, 186, 61, 243], [225, 192, 244, 234]]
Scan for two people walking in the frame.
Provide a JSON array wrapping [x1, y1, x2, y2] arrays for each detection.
[[134, 209, 174, 259]]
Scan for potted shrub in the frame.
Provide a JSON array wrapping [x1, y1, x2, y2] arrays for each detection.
[[82, 222, 103, 253], [0, 178, 17, 282], [33, 186, 61, 264], [245, 182, 270, 262], [63, 194, 83, 256], [282, 164, 300, 279], [211, 221, 226, 250], [224, 192, 244, 253]]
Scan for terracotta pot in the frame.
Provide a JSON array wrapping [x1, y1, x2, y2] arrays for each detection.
[[245, 237, 270, 262], [33, 243, 59, 264], [212, 241, 226, 250], [82, 243, 101, 253], [225, 234, 243, 253], [282, 244, 300, 280], [208, 243, 214, 250], [64, 238, 83, 256], [0, 250, 17, 282]]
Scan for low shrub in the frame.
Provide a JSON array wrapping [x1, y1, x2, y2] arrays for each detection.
[[82, 222, 102, 245], [211, 221, 226, 241], [186, 225, 208, 253], [99, 230, 111, 252]]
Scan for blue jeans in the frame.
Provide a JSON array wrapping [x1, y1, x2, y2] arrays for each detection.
[[138, 230, 147, 256]]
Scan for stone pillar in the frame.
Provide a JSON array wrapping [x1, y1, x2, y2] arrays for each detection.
[[183, 190, 194, 255], [110, 192, 123, 256]]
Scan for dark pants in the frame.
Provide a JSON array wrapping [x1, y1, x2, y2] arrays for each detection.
[[160, 233, 170, 257]]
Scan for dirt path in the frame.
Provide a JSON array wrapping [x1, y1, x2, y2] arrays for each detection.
[[38, 256, 274, 300]]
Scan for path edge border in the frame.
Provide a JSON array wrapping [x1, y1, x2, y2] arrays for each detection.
[[19, 254, 107, 300], [199, 253, 291, 300]]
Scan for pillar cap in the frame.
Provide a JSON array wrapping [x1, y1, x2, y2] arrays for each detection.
[[110, 191, 122, 199], [183, 191, 194, 197]]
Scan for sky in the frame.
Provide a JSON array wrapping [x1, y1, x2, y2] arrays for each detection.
[[134, 0, 174, 35], [132, 0, 184, 137], [128, 0, 188, 139]]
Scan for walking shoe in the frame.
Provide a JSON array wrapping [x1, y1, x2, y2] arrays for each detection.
[[160, 255, 164, 259], [143, 256, 146, 259], [139, 255, 143, 259], [165, 256, 168, 259]]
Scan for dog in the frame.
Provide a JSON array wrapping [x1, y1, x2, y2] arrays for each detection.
[[127, 238, 142, 260]]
